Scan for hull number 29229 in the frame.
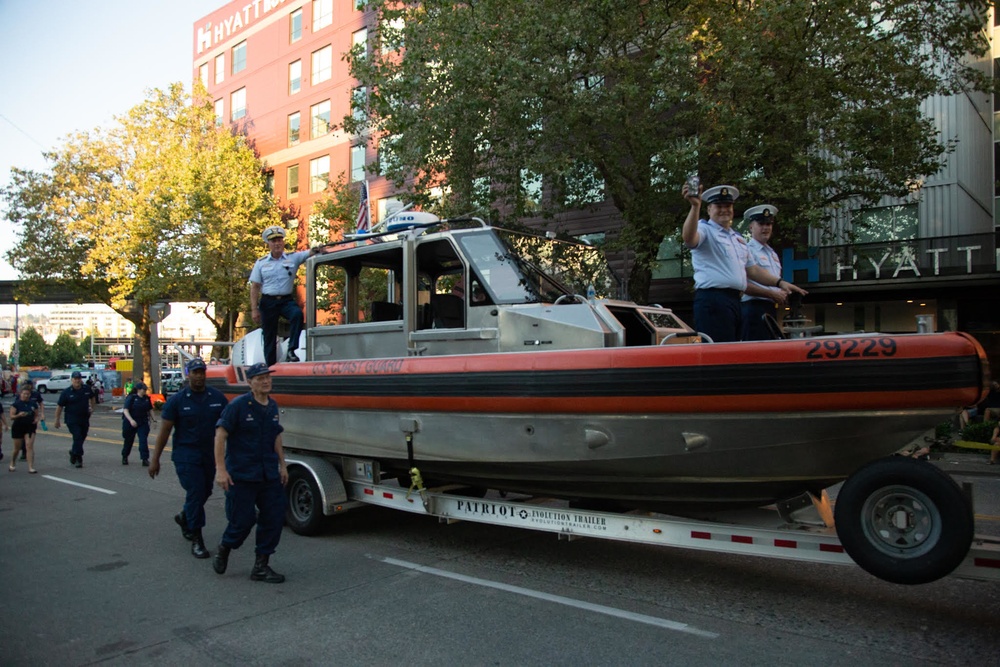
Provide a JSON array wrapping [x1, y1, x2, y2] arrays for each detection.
[[804, 338, 897, 360]]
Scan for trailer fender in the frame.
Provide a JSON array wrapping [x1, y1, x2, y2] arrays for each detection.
[[285, 455, 348, 535]]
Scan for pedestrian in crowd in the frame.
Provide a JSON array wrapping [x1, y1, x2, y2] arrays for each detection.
[[8, 385, 40, 473], [149, 358, 228, 559], [990, 422, 999, 466], [740, 205, 788, 341], [249, 225, 321, 366], [121, 381, 154, 466], [54, 370, 95, 468], [0, 405, 9, 462], [681, 183, 807, 343], [212, 362, 288, 584], [14, 379, 45, 460]]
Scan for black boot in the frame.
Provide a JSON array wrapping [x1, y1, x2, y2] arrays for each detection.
[[213, 544, 231, 574], [191, 530, 210, 559], [174, 512, 195, 541], [250, 553, 285, 583]]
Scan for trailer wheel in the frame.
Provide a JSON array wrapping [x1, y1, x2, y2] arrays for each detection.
[[834, 457, 973, 585], [286, 467, 328, 536]]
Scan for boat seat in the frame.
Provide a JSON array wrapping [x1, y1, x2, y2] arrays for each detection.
[[430, 293, 464, 328], [371, 301, 403, 322]]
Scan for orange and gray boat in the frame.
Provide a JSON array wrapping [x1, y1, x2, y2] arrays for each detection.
[[207, 218, 989, 512]]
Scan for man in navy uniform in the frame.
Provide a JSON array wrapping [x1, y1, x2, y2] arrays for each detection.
[[212, 362, 288, 583], [149, 358, 229, 559], [54, 371, 95, 468], [681, 183, 807, 343], [741, 205, 787, 341], [249, 225, 321, 366]]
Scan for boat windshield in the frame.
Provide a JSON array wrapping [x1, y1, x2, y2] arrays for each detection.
[[456, 229, 616, 304]]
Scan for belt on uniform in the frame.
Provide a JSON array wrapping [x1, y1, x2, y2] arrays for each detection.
[[696, 288, 742, 299], [261, 293, 293, 300]]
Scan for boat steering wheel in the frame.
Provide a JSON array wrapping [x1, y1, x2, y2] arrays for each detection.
[[553, 294, 588, 305]]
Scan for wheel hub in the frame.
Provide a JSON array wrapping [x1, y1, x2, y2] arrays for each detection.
[[861, 485, 940, 557]]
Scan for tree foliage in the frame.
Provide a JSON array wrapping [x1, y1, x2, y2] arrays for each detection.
[[346, 0, 992, 301], [2, 83, 282, 377], [49, 332, 85, 368], [17, 327, 49, 367]]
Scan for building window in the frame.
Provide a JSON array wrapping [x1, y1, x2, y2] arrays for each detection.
[[351, 144, 366, 182], [313, 0, 333, 31], [653, 235, 692, 280], [214, 53, 225, 84], [351, 86, 367, 124], [311, 45, 332, 85], [288, 112, 300, 147], [231, 87, 246, 121], [352, 28, 368, 58], [287, 164, 300, 198], [232, 41, 247, 75], [310, 100, 331, 138], [380, 16, 405, 54], [214, 98, 224, 126], [289, 60, 302, 95], [290, 8, 303, 42], [850, 204, 919, 244], [310, 155, 330, 193], [198, 63, 208, 88], [264, 171, 274, 196]]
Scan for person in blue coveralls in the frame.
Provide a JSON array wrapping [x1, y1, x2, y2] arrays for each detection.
[[740, 205, 788, 341], [121, 382, 154, 466], [149, 358, 229, 559], [681, 183, 807, 343], [212, 362, 288, 584], [54, 371, 95, 468]]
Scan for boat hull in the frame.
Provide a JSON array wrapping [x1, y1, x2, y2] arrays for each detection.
[[207, 332, 988, 509]]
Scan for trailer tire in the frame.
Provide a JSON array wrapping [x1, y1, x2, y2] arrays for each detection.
[[834, 457, 973, 585], [286, 467, 329, 536]]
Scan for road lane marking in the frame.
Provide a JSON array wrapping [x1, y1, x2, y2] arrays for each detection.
[[42, 475, 117, 495], [378, 556, 718, 638]]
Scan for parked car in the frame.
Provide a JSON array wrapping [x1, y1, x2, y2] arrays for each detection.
[[161, 370, 184, 393], [37, 373, 74, 394]]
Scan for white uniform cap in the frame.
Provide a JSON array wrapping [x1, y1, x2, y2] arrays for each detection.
[[701, 185, 740, 204], [262, 225, 286, 241], [744, 204, 778, 223]]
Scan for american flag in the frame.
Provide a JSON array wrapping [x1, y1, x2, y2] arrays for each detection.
[[355, 180, 370, 235]]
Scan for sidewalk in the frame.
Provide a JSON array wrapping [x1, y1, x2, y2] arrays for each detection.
[[933, 451, 999, 478]]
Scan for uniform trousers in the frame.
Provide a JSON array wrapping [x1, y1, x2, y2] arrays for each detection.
[[221, 478, 286, 555], [67, 421, 89, 459], [175, 459, 215, 531], [121, 422, 151, 461], [259, 295, 303, 366], [693, 288, 742, 343], [741, 299, 779, 341]]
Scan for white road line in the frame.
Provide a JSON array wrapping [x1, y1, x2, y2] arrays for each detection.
[[378, 556, 718, 638], [42, 475, 117, 495]]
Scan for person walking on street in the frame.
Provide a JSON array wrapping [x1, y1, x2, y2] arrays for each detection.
[[149, 358, 229, 559], [121, 382, 154, 466], [681, 183, 807, 343], [212, 362, 289, 583], [249, 225, 321, 366], [14, 380, 44, 461], [8, 385, 40, 473], [740, 205, 788, 341], [54, 371, 95, 468]]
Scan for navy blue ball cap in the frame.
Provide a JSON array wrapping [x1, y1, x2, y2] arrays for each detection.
[[701, 185, 740, 204], [186, 358, 207, 372], [71, 370, 83, 379], [246, 362, 273, 379]]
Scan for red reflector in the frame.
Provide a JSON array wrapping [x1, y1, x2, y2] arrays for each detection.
[[819, 543, 845, 553], [652, 528, 662, 534], [691, 531, 711, 540], [974, 557, 1000, 569], [774, 539, 797, 549], [383, 492, 394, 499], [363, 488, 374, 496], [731, 535, 753, 544]]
